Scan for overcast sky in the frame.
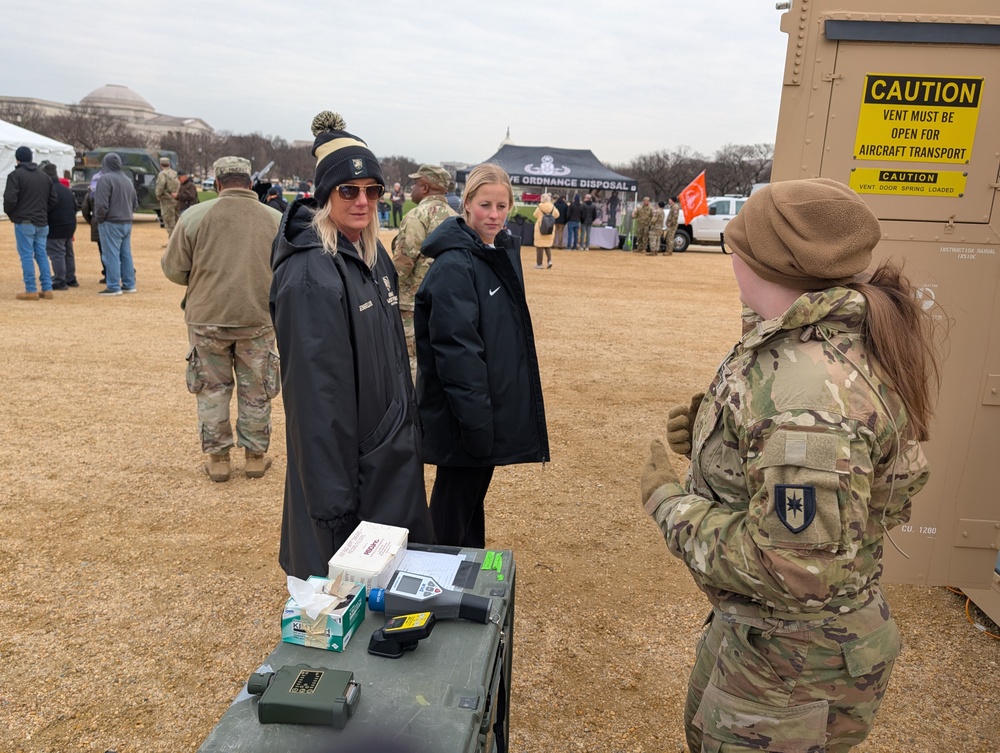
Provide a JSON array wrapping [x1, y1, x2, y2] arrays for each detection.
[[1, 0, 789, 166]]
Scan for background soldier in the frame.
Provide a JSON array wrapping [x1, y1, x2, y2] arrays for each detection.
[[663, 196, 679, 256], [161, 156, 282, 482], [650, 201, 666, 255], [632, 196, 653, 253], [155, 156, 180, 246], [175, 170, 199, 214], [392, 164, 457, 377]]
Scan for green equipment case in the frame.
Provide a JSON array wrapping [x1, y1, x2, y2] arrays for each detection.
[[198, 545, 515, 753]]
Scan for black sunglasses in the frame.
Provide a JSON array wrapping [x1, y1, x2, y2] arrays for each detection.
[[335, 184, 385, 201]]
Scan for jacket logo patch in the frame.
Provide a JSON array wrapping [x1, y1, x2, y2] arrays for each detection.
[[352, 158, 363, 174], [382, 276, 398, 306], [358, 300, 373, 312], [774, 484, 816, 534]]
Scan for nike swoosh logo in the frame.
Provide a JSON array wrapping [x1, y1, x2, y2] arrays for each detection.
[[489, 286, 501, 296]]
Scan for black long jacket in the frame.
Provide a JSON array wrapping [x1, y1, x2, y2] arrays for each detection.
[[414, 216, 549, 467], [270, 199, 433, 579]]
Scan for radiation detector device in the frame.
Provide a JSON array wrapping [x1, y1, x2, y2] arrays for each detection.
[[368, 571, 492, 624]]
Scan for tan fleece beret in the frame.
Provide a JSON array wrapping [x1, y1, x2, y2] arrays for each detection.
[[725, 178, 882, 291]]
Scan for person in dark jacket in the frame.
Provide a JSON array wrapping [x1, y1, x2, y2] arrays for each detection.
[[580, 193, 598, 250], [175, 170, 199, 214], [264, 185, 288, 213], [269, 110, 434, 580], [565, 195, 585, 250], [3, 146, 58, 300], [40, 162, 78, 289], [80, 172, 106, 284], [414, 163, 549, 548], [552, 194, 568, 248]]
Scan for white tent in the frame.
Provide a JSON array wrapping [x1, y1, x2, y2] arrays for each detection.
[[1, 119, 76, 219]]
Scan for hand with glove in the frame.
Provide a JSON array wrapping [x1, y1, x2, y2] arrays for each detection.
[[640, 438, 679, 511], [666, 392, 705, 458]]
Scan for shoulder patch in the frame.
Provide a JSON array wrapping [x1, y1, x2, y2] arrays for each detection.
[[774, 484, 816, 533]]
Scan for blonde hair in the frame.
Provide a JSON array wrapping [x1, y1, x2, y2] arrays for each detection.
[[309, 198, 381, 268], [461, 163, 514, 219]]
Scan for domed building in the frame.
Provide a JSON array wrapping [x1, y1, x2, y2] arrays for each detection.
[[0, 84, 212, 137]]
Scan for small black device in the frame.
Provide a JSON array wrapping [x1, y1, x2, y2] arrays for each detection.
[[247, 664, 360, 727], [367, 611, 437, 658]]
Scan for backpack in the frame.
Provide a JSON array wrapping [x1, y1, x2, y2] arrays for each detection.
[[539, 210, 555, 235]]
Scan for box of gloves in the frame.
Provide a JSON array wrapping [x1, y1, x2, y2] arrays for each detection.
[[280, 575, 366, 652], [327, 521, 409, 592]]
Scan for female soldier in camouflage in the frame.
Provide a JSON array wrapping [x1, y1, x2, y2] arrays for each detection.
[[641, 178, 940, 752]]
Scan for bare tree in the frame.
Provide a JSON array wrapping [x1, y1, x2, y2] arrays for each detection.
[[613, 146, 708, 201], [379, 155, 421, 189], [0, 103, 49, 134], [47, 105, 149, 152], [708, 143, 773, 196]]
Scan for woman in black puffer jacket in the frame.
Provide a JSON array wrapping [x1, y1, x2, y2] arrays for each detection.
[[414, 163, 549, 548]]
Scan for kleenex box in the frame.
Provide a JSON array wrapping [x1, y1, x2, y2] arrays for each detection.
[[280, 576, 365, 652], [327, 521, 408, 592]]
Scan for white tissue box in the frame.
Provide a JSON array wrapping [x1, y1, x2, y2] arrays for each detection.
[[280, 576, 366, 652], [327, 521, 409, 592]]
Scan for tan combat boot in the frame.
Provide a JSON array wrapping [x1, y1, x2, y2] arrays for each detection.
[[204, 451, 231, 482], [244, 449, 272, 479], [16, 292, 39, 300]]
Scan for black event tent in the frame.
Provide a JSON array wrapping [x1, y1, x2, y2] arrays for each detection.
[[456, 145, 638, 194]]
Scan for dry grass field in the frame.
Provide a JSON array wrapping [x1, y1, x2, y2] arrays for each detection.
[[1, 216, 997, 752]]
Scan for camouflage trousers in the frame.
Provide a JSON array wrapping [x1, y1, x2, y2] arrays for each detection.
[[634, 223, 650, 251], [684, 590, 900, 752], [649, 227, 667, 254], [185, 325, 280, 455], [161, 200, 179, 237], [399, 307, 417, 383]]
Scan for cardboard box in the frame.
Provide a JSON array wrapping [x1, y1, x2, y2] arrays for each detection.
[[280, 576, 366, 652], [327, 521, 408, 592]]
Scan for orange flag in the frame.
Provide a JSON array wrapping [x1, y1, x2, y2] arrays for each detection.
[[679, 171, 708, 222]]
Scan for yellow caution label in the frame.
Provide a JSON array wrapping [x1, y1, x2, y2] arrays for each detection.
[[849, 168, 966, 197], [396, 612, 430, 629], [854, 74, 983, 164]]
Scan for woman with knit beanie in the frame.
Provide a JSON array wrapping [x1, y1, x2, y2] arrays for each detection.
[[270, 111, 434, 579], [639, 178, 941, 752]]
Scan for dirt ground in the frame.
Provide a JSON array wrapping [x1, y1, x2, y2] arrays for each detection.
[[1, 217, 998, 753]]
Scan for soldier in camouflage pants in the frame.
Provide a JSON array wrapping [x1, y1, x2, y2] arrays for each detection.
[[649, 201, 665, 254], [663, 196, 679, 255], [156, 157, 180, 239], [187, 325, 279, 455], [392, 165, 457, 379], [632, 197, 653, 252], [641, 179, 938, 752]]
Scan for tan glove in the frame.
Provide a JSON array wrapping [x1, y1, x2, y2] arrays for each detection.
[[666, 392, 705, 458], [640, 438, 679, 507]]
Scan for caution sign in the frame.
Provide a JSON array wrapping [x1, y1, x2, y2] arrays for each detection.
[[849, 168, 967, 197], [854, 74, 983, 164]]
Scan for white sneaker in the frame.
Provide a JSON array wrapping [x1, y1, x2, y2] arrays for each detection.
[[122, 287, 138, 294], [534, 264, 544, 269]]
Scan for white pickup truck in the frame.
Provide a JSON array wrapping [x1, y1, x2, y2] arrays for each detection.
[[672, 195, 747, 252]]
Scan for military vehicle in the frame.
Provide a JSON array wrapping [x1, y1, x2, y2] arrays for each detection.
[[771, 0, 1000, 623], [70, 148, 179, 222]]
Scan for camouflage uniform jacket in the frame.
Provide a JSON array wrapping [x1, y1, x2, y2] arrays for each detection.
[[392, 194, 457, 312], [665, 203, 679, 232], [633, 203, 653, 227], [647, 287, 930, 619], [156, 168, 180, 204], [650, 205, 665, 228]]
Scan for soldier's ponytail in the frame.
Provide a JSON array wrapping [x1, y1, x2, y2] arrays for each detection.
[[849, 260, 942, 441]]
